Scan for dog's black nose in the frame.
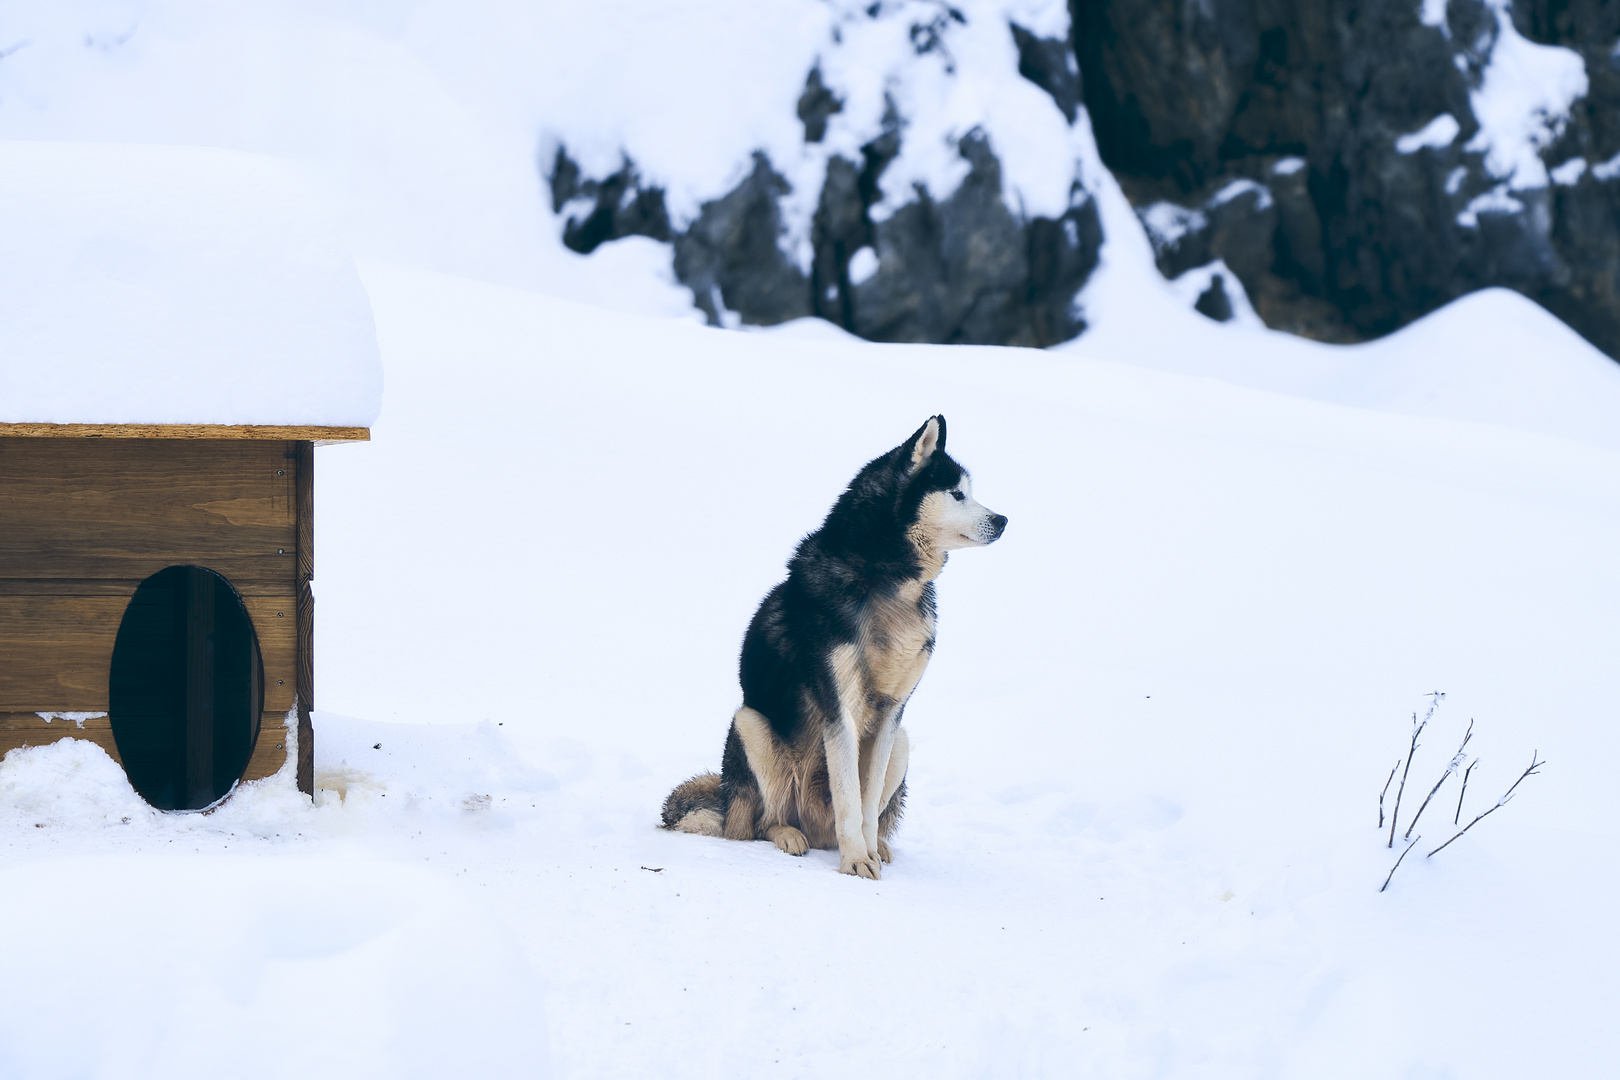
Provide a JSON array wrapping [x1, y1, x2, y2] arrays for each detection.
[[989, 514, 1008, 540]]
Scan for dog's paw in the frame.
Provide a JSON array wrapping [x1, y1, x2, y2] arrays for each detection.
[[767, 825, 809, 856], [877, 839, 893, 863], [840, 853, 882, 879]]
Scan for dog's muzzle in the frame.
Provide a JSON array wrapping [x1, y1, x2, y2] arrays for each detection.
[[985, 513, 1008, 542]]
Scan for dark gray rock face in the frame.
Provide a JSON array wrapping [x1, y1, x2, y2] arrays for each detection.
[[673, 154, 811, 327], [812, 126, 1102, 346], [1074, 0, 1620, 358], [547, 148, 671, 254], [546, 21, 1104, 347]]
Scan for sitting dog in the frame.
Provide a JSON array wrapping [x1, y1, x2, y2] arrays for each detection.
[[661, 416, 1006, 878]]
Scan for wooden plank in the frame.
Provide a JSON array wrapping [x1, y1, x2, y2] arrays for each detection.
[[240, 594, 298, 714], [0, 438, 298, 581], [0, 423, 368, 441], [295, 441, 315, 797], [241, 712, 291, 783], [0, 712, 121, 765], [0, 575, 297, 598], [296, 441, 314, 584], [0, 596, 122, 710], [0, 593, 297, 713]]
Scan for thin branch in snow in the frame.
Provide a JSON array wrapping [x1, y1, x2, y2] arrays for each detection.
[[1404, 719, 1473, 841], [1381, 834, 1421, 893], [1454, 758, 1478, 825], [1388, 710, 1430, 848], [1378, 758, 1400, 828], [1428, 751, 1545, 858]]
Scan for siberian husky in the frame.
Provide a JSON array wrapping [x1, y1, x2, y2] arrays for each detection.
[[661, 416, 1006, 878]]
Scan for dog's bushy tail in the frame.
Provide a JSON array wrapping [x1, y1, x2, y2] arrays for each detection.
[[661, 772, 725, 835]]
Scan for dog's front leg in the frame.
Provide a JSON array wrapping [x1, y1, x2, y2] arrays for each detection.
[[858, 720, 898, 862], [824, 718, 880, 878], [826, 644, 880, 879]]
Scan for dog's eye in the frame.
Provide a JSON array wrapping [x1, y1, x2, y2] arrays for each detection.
[[950, 490, 966, 502]]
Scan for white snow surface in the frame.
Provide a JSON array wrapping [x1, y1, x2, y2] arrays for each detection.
[[7, 262, 1617, 1077], [1463, 0, 1588, 190], [0, 142, 382, 427], [0, 1, 1085, 292], [1550, 156, 1587, 185], [4, 2, 1620, 1076], [1593, 149, 1620, 181], [1394, 112, 1460, 153]]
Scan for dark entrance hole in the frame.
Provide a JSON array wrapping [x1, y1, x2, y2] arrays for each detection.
[[110, 566, 263, 810]]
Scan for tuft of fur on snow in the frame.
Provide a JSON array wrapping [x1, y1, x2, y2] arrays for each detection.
[[661, 772, 723, 829]]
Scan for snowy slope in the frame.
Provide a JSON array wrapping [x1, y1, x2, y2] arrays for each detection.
[[7, 1, 1617, 444], [5, 264, 1617, 1077]]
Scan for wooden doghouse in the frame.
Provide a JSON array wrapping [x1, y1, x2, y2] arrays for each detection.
[[0, 144, 383, 808], [0, 426, 369, 806]]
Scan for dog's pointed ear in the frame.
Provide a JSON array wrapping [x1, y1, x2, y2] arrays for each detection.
[[901, 415, 944, 473]]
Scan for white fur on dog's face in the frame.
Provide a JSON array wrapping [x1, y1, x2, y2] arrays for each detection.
[[914, 475, 1005, 552]]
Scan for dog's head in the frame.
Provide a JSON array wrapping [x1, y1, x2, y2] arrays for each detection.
[[893, 416, 1007, 554]]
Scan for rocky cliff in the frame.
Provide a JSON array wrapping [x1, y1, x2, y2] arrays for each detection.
[[547, 0, 1620, 361], [1078, 0, 1620, 357]]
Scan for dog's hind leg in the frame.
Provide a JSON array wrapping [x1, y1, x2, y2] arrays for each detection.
[[731, 706, 807, 853], [764, 823, 809, 855], [723, 786, 760, 841], [876, 726, 909, 862]]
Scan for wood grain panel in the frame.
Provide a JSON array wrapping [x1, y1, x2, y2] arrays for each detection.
[[241, 712, 292, 783], [295, 441, 315, 797], [0, 575, 294, 598], [242, 594, 299, 714], [0, 596, 123, 710], [0, 438, 297, 581], [0, 593, 296, 713]]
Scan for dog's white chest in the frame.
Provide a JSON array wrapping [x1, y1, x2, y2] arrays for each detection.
[[859, 585, 936, 707]]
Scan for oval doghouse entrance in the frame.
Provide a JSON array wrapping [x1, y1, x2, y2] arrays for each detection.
[[110, 566, 264, 810]]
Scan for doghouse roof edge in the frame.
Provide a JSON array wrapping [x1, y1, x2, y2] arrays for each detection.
[[0, 423, 369, 445]]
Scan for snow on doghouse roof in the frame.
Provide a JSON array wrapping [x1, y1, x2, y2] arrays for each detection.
[[0, 142, 382, 429]]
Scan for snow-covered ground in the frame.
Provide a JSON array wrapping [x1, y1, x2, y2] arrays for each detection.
[[6, 264, 1618, 1076], [4, 2, 1620, 1077]]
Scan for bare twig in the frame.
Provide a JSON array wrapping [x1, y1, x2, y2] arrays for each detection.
[[1378, 758, 1400, 828], [1388, 710, 1430, 848], [1454, 758, 1478, 825], [1404, 719, 1473, 840], [1381, 834, 1421, 893], [1428, 752, 1545, 858]]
